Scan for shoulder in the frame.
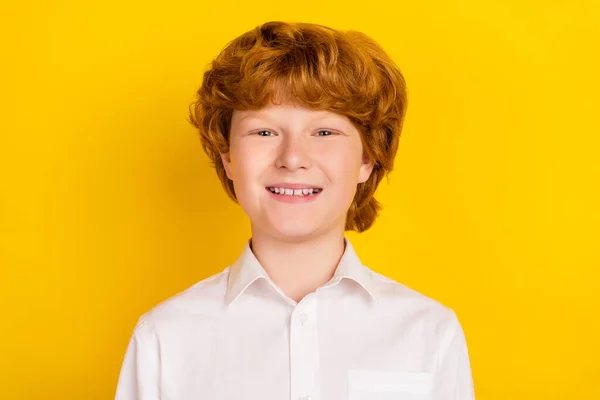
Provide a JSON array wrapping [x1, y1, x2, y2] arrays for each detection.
[[367, 269, 471, 367], [368, 268, 461, 333], [131, 267, 231, 337]]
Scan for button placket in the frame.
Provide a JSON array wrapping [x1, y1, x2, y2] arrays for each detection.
[[289, 294, 320, 400]]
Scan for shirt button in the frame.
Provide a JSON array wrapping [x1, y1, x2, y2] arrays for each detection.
[[299, 312, 308, 325], [299, 395, 311, 400]]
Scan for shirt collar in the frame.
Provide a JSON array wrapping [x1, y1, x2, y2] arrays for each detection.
[[225, 237, 379, 307]]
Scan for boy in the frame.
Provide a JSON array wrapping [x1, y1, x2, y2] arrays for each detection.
[[115, 21, 475, 400]]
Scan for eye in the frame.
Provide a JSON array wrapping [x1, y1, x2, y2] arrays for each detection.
[[256, 130, 275, 137], [315, 130, 336, 136]]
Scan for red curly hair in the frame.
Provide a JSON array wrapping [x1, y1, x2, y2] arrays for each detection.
[[188, 21, 408, 232]]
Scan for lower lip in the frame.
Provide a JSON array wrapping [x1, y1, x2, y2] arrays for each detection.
[[265, 188, 322, 204]]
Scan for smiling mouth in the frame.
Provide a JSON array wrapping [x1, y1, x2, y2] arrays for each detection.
[[266, 187, 323, 197]]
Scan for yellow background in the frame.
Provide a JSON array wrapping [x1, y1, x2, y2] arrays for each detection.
[[1, 1, 598, 399]]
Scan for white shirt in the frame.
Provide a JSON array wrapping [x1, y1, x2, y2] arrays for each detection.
[[115, 238, 476, 400]]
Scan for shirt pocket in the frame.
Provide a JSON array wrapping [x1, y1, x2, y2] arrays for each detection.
[[347, 369, 433, 400]]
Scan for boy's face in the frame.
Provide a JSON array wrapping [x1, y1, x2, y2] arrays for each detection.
[[222, 103, 374, 241]]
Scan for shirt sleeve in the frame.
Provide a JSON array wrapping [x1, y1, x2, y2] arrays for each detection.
[[114, 315, 161, 400], [433, 309, 476, 400]]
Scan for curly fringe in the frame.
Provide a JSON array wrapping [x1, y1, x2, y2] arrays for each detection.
[[189, 21, 407, 232]]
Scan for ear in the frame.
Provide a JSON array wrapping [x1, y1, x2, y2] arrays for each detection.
[[220, 152, 234, 180], [358, 151, 375, 184]]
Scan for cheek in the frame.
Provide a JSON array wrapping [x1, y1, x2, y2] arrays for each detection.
[[315, 144, 363, 181], [230, 145, 269, 191]]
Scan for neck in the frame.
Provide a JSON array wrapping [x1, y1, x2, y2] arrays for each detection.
[[249, 225, 346, 303]]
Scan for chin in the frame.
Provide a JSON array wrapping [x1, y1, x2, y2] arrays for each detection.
[[258, 218, 327, 242], [252, 212, 341, 242], [269, 226, 321, 242]]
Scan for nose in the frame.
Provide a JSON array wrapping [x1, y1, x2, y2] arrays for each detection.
[[274, 135, 312, 171]]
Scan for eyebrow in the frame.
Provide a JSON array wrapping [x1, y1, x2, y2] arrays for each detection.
[[236, 112, 350, 128], [237, 114, 268, 123]]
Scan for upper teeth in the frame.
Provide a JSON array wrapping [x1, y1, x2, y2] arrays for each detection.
[[269, 187, 320, 196]]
